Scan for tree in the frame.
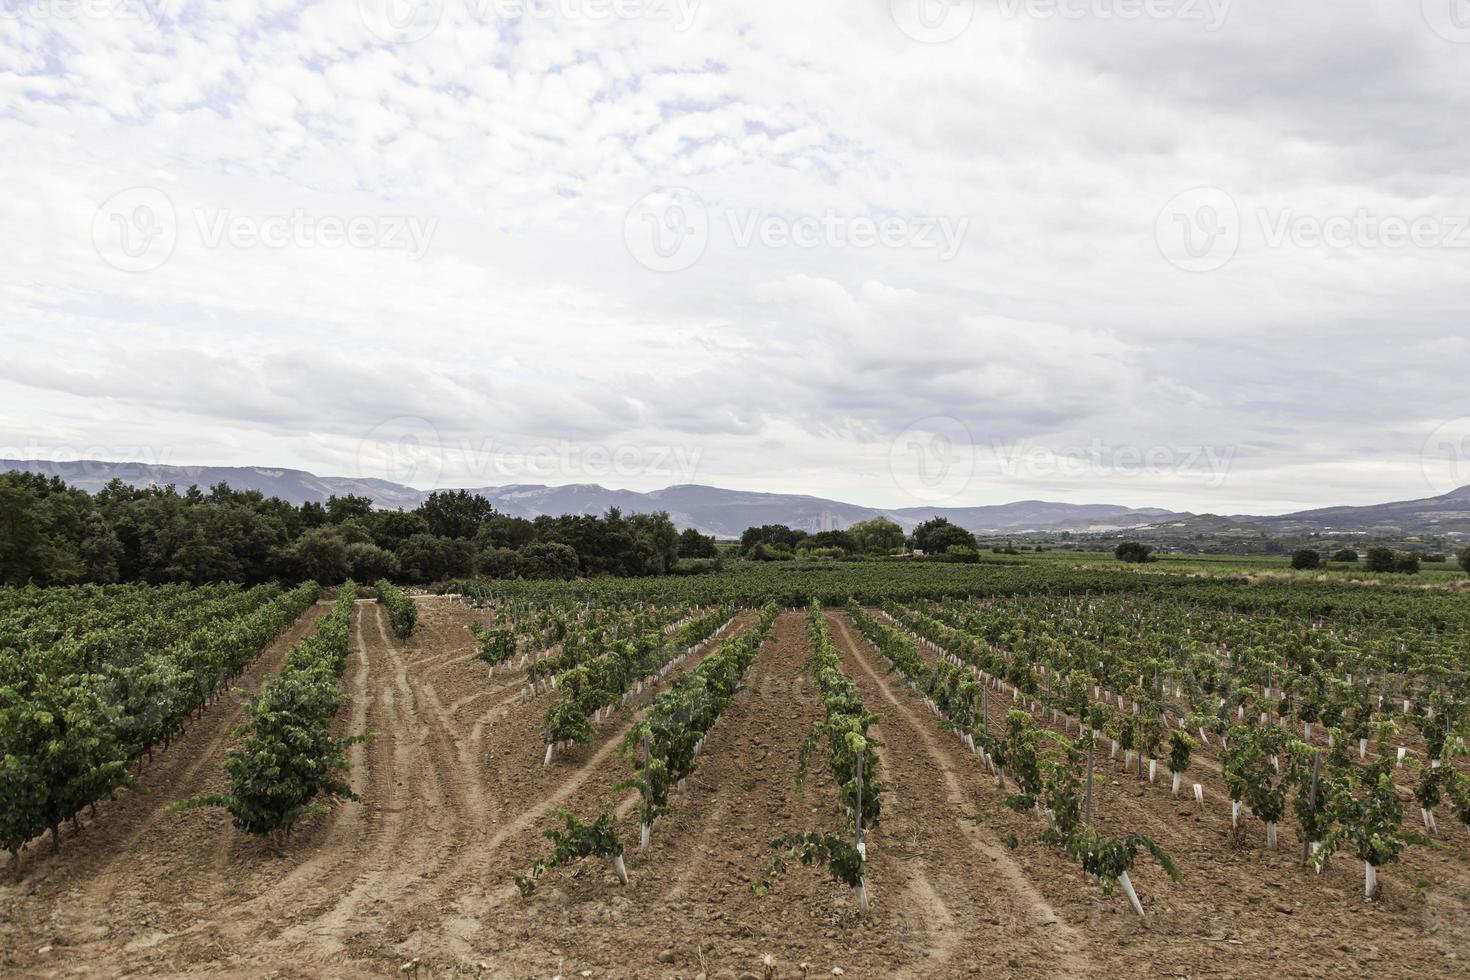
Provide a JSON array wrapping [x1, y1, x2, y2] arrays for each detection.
[[1114, 541, 1155, 564], [627, 512, 681, 575], [417, 490, 497, 540], [475, 545, 518, 578], [739, 524, 808, 554], [806, 529, 857, 553], [848, 517, 905, 555], [78, 512, 122, 583], [395, 533, 455, 584], [344, 541, 398, 581], [1458, 547, 1470, 575], [514, 542, 579, 580], [1364, 547, 1397, 573], [1333, 549, 1359, 563], [1291, 548, 1322, 570], [325, 494, 375, 524], [290, 527, 350, 584], [0, 480, 46, 583], [677, 527, 718, 559], [1394, 553, 1421, 575], [911, 517, 977, 555], [370, 509, 429, 551]]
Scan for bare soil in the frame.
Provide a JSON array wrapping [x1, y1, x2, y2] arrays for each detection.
[[1, 600, 1465, 979]]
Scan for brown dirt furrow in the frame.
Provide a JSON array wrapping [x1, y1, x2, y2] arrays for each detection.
[[897, 609, 1470, 979], [826, 610, 1097, 979]]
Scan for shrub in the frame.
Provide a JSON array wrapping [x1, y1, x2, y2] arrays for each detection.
[[1115, 541, 1155, 564], [1332, 549, 1359, 563], [376, 579, 417, 638], [1364, 547, 1397, 573], [1291, 548, 1322, 571]]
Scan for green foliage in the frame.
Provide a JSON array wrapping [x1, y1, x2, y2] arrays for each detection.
[[1167, 729, 1195, 775], [1291, 549, 1322, 571], [618, 605, 780, 828], [1114, 541, 1155, 564], [846, 517, 906, 555], [514, 806, 624, 897], [1065, 827, 1184, 894], [677, 527, 718, 559], [911, 517, 977, 555], [754, 831, 865, 895], [0, 580, 321, 858], [375, 579, 417, 638], [1314, 754, 1417, 875], [170, 585, 365, 840], [1222, 725, 1293, 826], [799, 602, 882, 834]]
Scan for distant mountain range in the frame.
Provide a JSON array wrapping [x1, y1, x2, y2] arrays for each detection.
[[4, 458, 1467, 539]]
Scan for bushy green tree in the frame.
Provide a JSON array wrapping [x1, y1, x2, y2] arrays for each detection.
[[1114, 541, 1155, 564], [910, 517, 977, 555], [677, 527, 717, 558], [1291, 548, 1322, 570], [848, 517, 905, 555], [1364, 547, 1397, 573]]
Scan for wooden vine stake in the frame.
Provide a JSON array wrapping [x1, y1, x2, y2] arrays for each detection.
[[1084, 739, 1095, 826], [854, 748, 869, 914]]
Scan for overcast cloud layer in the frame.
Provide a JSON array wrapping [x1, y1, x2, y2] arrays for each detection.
[[2, 0, 1468, 514]]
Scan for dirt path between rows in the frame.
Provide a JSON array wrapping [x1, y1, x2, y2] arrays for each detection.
[[8, 600, 1462, 979], [869, 607, 1470, 979]]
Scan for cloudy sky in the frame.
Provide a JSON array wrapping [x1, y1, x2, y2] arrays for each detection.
[[2, 0, 1468, 514]]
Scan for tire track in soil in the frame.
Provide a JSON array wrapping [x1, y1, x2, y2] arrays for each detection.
[[368, 608, 767, 966], [266, 601, 473, 963], [827, 610, 1096, 979], [606, 611, 972, 979]]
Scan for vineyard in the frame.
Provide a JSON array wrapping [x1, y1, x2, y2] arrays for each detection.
[[3, 565, 1470, 977]]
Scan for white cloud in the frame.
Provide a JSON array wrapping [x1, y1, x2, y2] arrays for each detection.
[[1, 0, 1466, 513]]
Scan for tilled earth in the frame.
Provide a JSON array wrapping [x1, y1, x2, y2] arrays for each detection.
[[2, 600, 1467, 978]]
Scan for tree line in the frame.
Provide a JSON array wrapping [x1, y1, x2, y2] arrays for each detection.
[[0, 471, 708, 587], [737, 516, 981, 560]]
